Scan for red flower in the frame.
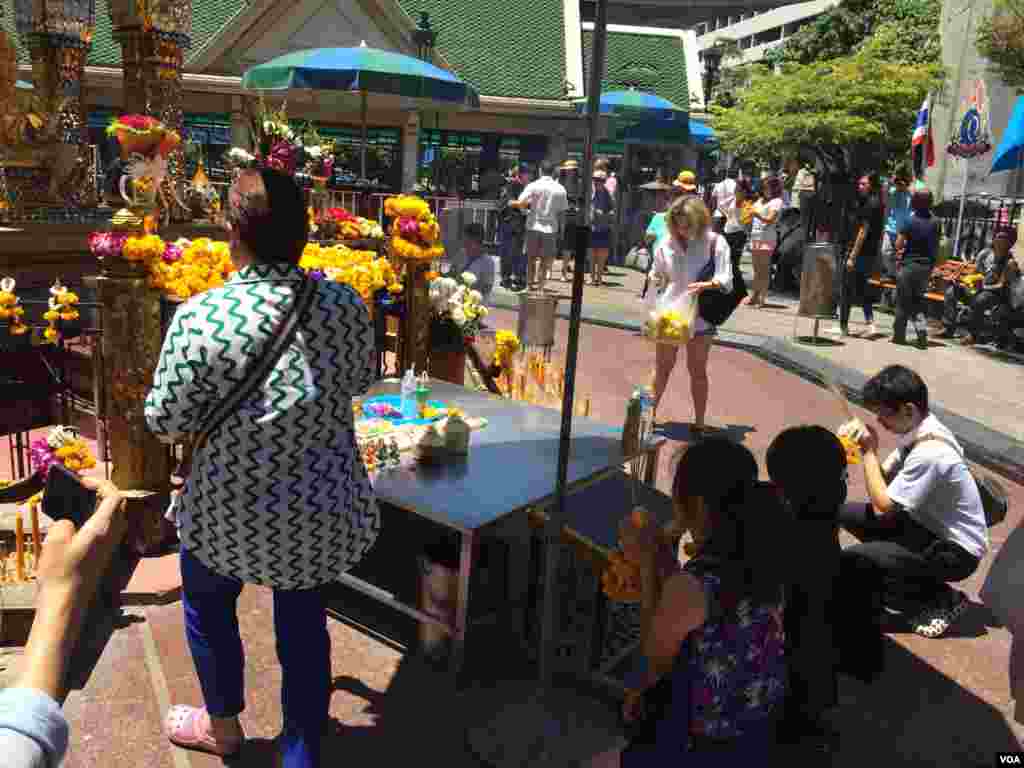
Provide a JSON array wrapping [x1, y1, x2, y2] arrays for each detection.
[[119, 114, 159, 131]]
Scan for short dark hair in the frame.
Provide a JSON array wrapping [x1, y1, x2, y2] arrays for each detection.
[[861, 173, 881, 193], [540, 161, 556, 177], [766, 426, 848, 516], [463, 222, 485, 242], [229, 168, 309, 265], [727, 166, 739, 179], [862, 365, 929, 415], [910, 188, 933, 212]]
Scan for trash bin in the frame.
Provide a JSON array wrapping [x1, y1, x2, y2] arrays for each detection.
[[793, 242, 840, 345], [517, 291, 560, 352]]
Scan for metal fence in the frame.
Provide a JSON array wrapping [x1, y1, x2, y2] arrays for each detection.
[[935, 194, 1024, 262]]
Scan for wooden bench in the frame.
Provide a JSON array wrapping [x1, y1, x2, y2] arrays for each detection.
[[868, 277, 946, 304]]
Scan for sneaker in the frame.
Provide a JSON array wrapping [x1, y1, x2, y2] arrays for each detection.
[[865, 323, 879, 338], [910, 591, 968, 638], [916, 330, 928, 350]]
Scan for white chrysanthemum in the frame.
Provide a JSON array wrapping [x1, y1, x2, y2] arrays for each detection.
[[461, 271, 477, 287], [1, 277, 15, 292], [468, 289, 483, 304], [307, 145, 322, 159], [47, 425, 77, 450], [451, 306, 467, 326]]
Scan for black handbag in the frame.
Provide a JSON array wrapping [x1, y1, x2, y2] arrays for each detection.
[[697, 234, 747, 326]]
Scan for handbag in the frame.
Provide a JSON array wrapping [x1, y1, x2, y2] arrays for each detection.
[[697, 233, 748, 326], [904, 435, 1009, 527], [167, 277, 317, 520]]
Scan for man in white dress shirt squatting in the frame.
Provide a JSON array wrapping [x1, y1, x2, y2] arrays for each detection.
[[510, 160, 568, 292]]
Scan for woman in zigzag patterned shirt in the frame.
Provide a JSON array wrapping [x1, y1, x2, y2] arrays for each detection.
[[145, 169, 378, 768]]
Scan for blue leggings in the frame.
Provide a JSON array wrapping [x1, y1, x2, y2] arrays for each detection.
[[181, 547, 331, 768]]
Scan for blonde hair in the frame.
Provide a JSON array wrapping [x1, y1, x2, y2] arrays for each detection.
[[666, 195, 711, 238]]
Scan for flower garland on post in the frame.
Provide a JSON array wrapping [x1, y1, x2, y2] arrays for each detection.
[[0, 277, 29, 337], [41, 280, 80, 344]]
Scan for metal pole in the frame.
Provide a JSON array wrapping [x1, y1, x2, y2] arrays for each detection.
[[538, 0, 607, 690], [953, 158, 969, 259], [361, 89, 368, 182]]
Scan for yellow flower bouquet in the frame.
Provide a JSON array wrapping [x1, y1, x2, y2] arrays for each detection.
[[299, 243, 403, 306], [148, 238, 236, 300]]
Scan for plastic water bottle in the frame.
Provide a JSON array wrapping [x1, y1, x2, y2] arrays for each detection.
[[636, 385, 655, 439], [401, 367, 417, 418]]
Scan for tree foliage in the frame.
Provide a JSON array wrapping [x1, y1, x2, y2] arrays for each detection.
[[977, 0, 1024, 92], [710, 51, 944, 170], [763, 0, 942, 67]]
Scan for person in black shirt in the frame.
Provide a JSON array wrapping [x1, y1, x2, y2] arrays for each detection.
[[839, 174, 885, 337], [497, 164, 529, 290], [893, 188, 940, 348]]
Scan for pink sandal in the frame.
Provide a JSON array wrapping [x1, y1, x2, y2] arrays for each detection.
[[165, 705, 243, 758]]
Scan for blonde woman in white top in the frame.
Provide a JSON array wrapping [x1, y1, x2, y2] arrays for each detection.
[[649, 197, 733, 436]]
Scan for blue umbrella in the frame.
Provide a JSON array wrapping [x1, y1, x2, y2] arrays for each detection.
[[574, 89, 687, 121], [991, 96, 1024, 174], [688, 119, 717, 147], [242, 42, 480, 180]]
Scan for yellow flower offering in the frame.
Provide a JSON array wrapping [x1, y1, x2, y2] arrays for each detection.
[[493, 329, 520, 370], [644, 308, 690, 343], [838, 434, 861, 465]]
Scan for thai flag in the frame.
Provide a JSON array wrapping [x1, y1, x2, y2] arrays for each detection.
[[912, 96, 935, 178]]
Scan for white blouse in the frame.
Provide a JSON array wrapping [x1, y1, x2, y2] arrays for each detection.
[[652, 232, 733, 333]]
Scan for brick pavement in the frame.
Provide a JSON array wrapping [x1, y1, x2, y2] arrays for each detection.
[[3, 319, 1023, 767]]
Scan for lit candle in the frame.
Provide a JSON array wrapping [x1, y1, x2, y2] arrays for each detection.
[[15, 513, 25, 582], [31, 502, 41, 563]]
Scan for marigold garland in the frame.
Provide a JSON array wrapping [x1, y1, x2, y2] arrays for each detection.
[[148, 238, 236, 300], [384, 194, 444, 261], [0, 277, 29, 336], [300, 243, 403, 304], [42, 280, 79, 344]]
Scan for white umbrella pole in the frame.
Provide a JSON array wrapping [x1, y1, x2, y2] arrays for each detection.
[[953, 157, 969, 259], [361, 89, 368, 182]]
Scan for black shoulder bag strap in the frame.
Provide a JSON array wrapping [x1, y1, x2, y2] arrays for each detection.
[[183, 277, 317, 468]]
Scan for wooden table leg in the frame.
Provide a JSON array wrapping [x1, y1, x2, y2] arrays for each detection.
[[450, 529, 475, 681]]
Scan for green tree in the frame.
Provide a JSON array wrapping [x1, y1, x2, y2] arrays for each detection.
[[977, 0, 1024, 92], [710, 52, 943, 173], [764, 0, 941, 67]]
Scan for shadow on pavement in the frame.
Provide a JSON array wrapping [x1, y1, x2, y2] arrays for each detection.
[[657, 421, 757, 444], [832, 635, 1020, 766]]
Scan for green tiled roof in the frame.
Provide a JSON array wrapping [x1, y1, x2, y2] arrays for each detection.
[[396, 0, 567, 100], [583, 30, 690, 110], [2, 0, 246, 69]]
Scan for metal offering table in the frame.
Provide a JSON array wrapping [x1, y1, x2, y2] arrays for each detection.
[[329, 378, 659, 681]]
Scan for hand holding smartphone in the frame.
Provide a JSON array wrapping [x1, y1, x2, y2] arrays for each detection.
[[43, 465, 99, 529]]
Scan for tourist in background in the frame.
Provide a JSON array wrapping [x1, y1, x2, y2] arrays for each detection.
[[883, 173, 912, 277], [457, 222, 495, 299], [746, 177, 783, 308], [711, 167, 738, 234], [835, 174, 885, 338], [146, 168, 378, 768], [792, 161, 818, 241], [510, 160, 569, 292], [940, 227, 1014, 343], [893, 188, 940, 348], [722, 178, 752, 271], [589, 170, 616, 286], [994, 257, 1024, 351], [497, 163, 529, 291]]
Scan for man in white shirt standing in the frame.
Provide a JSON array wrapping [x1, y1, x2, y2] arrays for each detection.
[[839, 365, 988, 639], [711, 168, 737, 233], [510, 161, 568, 292]]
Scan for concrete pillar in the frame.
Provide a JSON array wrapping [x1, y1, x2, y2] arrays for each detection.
[[402, 110, 420, 192]]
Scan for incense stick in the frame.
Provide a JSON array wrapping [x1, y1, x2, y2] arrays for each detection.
[[15, 513, 25, 582]]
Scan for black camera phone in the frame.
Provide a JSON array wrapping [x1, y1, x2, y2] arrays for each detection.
[[43, 464, 98, 529]]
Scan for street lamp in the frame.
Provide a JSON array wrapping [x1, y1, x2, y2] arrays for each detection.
[[702, 44, 724, 107], [413, 11, 436, 62]]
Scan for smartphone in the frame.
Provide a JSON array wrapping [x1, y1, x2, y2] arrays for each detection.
[[43, 464, 98, 529]]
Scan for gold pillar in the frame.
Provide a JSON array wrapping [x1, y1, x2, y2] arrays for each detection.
[[87, 258, 170, 491], [400, 261, 431, 375], [27, 37, 90, 145]]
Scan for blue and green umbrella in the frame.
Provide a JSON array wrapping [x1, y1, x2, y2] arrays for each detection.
[[574, 89, 687, 122], [242, 42, 480, 180]]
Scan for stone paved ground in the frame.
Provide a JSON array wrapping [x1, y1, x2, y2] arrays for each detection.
[[3, 316, 1023, 768]]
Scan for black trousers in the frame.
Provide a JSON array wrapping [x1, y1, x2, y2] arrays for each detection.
[[838, 502, 980, 613], [942, 283, 968, 331], [723, 230, 748, 271], [967, 288, 1006, 339], [839, 268, 874, 329], [892, 261, 932, 342]]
